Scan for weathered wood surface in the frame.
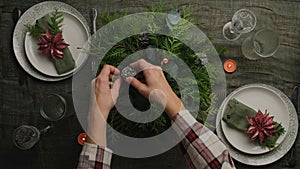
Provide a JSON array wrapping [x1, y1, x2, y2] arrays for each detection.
[[0, 0, 299, 169]]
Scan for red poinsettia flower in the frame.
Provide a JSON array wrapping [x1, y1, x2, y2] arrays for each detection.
[[38, 28, 69, 59], [246, 109, 277, 143]]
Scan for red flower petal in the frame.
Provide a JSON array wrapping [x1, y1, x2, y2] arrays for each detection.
[[246, 109, 277, 144], [53, 32, 63, 43], [262, 129, 272, 137], [255, 110, 264, 123], [259, 132, 265, 143], [56, 54, 64, 59], [246, 126, 256, 133], [250, 130, 259, 140], [39, 35, 49, 43], [38, 43, 49, 48], [42, 48, 50, 56], [264, 116, 274, 126], [265, 124, 275, 130], [50, 49, 55, 59], [45, 29, 53, 40], [55, 43, 69, 50], [247, 116, 255, 125], [54, 49, 63, 55], [37, 29, 69, 59]]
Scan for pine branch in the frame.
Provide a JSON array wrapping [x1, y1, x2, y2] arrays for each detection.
[[49, 9, 64, 34], [25, 9, 64, 37], [24, 24, 44, 38]]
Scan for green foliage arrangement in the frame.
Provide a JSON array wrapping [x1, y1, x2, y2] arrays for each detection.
[[253, 121, 285, 149], [94, 3, 221, 138], [25, 9, 64, 38]]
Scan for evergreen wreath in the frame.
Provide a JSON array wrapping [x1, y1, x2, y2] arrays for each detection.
[[92, 3, 225, 139]]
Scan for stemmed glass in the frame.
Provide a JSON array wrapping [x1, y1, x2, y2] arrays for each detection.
[[41, 93, 84, 145], [223, 9, 257, 41], [166, 9, 181, 30], [12, 125, 52, 150], [12, 94, 70, 150], [242, 29, 280, 60]]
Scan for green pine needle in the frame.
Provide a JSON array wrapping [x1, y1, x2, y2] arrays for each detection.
[[25, 9, 64, 37], [24, 24, 45, 38], [49, 9, 64, 34]]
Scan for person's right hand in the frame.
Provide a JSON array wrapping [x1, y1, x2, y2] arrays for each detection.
[[125, 59, 184, 118], [86, 64, 121, 146]]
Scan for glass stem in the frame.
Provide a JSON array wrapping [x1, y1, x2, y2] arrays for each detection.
[[229, 25, 236, 34], [40, 124, 53, 135]]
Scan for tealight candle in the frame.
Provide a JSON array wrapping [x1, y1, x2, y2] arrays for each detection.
[[224, 59, 236, 73], [77, 133, 87, 145], [160, 58, 169, 66]]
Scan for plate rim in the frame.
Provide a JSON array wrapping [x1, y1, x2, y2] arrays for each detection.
[[216, 83, 298, 166], [220, 84, 289, 154], [13, 1, 90, 81], [24, 10, 89, 77]]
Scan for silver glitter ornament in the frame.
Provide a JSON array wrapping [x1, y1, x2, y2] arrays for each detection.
[[121, 66, 137, 78]]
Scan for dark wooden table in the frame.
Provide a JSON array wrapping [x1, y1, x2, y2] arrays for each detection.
[[1, 0, 299, 169]]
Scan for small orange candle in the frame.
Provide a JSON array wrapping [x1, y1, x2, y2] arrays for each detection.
[[224, 59, 236, 73], [77, 133, 87, 145]]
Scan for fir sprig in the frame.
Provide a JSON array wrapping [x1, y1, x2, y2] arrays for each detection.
[[25, 9, 64, 37], [24, 24, 44, 38], [48, 10, 64, 35]]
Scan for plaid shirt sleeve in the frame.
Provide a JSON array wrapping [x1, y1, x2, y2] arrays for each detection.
[[172, 110, 236, 169], [76, 143, 112, 169]]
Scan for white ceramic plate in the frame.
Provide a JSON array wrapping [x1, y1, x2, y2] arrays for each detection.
[[216, 84, 298, 166], [25, 11, 88, 77], [220, 84, 289, 154], [13, 1, 90, 81]]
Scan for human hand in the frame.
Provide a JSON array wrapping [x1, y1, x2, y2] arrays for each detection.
[[92, 64, 121, 119], [86, 64, 121, 146], [125, 59, 184, 117]]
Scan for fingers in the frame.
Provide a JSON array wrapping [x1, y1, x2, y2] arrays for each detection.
[[97, 64, 122, 91], [125, 77, 148, 96], [130, 59, 161, 71], [111, 77, 121, 93], [111, 77, 121, 102], [99, 64, 120, 79], [96, 64, 120, 87], [130, 59, 148, 70], [90, 78, 96, 87]]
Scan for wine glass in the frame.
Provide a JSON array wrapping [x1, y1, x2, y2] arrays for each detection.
[[12, 125, 52, 150], [242, 29, 280, 60], [166, 9, 181, 30], [223, 9, 257, 41]]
